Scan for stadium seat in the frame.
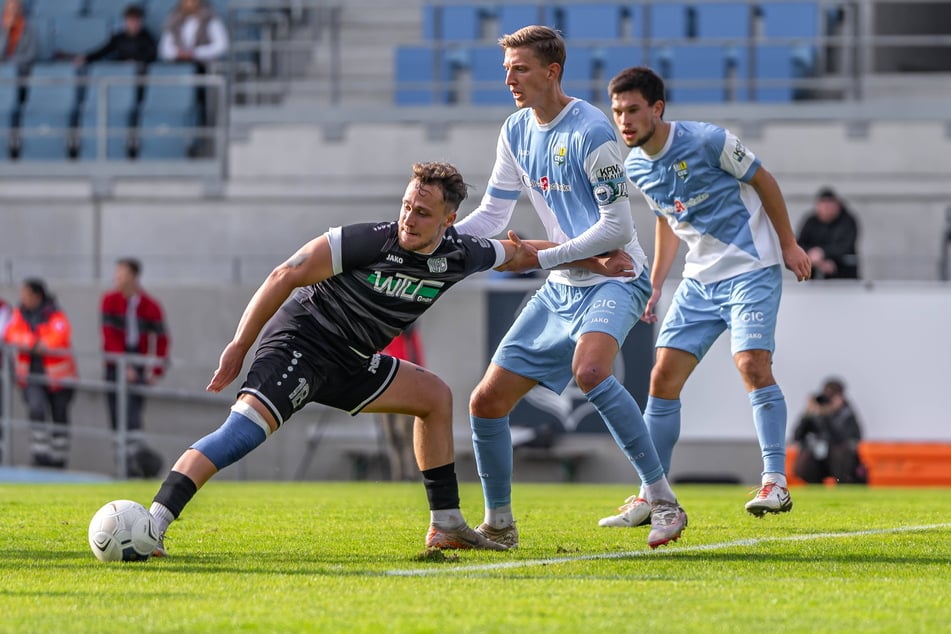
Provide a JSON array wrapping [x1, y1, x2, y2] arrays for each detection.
[[30, 17, 55, 63], [422, 3, 486, 41], [16, 63, 77, 160], [753, 43, 815, 102], [78, 62, 139, 160], [468, 44, 511, 105], [550, 3, 629, 40], [394, 45, 451, 106], [598, 44, 646, 89], [52, 16, 112, 58], [695, 2, 751, 39], [651, 45, 732, 103], [648, 2, 689, 40], [0, 63, 19, 159], [27, 0, 84, 17], [758, 1, 820, 38], [137, 63, 198, 159], [86, 0, 136, 20], [145, 0, 179, 38], [495, 4, 545, 37]]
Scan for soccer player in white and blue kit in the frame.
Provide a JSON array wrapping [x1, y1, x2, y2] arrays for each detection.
[[453, 27, 686, 549], [601, 67, 812, 525]]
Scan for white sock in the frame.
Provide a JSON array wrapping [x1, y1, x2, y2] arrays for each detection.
[[430, 508, 465, 530], [763, 472, 787, 488], [643, 477, 677, 504], [149, 502, 175, 536], [637, 485, 646, 500], [484, 505, 514, 529]]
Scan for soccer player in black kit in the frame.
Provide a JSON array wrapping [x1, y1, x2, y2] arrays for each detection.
[[147, 161, 634, 555]]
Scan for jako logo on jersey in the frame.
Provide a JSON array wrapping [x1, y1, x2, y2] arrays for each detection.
[[553, 146, 567, 165], [386, 254, 404, 264], [367, 271, 445, 303], [289, 378, 310, 408], [368, 353, 381, 374]]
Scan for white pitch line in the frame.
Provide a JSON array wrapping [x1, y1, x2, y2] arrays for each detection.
[[386, 522, 951, 577]]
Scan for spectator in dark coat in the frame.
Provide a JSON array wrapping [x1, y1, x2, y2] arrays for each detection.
[[74, 4, 157, 68], [797, 187, 860, 279]]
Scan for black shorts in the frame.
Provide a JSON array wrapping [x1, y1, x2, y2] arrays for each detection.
[[239, 301, 399, 427]]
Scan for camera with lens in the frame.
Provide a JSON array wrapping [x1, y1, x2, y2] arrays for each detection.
[[814, 393, 829, 405]]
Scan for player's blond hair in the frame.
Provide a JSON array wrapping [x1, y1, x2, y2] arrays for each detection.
[[499, 25, 566, 82]]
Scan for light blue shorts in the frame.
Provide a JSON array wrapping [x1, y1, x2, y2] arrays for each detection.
[[492, 270, 651, 394], [656, 265, 782, 360]]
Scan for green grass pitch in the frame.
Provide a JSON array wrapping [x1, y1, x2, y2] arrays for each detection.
[[2, 481, 949, 633]]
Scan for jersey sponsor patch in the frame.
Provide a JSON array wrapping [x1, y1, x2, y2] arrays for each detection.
[[593, 180, 628, 206]]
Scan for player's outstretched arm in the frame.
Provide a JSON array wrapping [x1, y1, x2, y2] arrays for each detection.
[[496, 231, 635, 277], [207, 235, 335, 392], [750, 168, 812, 282]]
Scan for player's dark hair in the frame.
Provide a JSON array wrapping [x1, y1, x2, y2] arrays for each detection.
[[22, 278, 49, 303], [608, 66, 667, 113], [499, 25, 566, 83], [117, 257, 142, 277], [411, 162, 469, 212]]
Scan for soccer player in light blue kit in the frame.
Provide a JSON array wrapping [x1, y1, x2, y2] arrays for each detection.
[[453, 26, 686, 549], [600, 67, 812, 527]]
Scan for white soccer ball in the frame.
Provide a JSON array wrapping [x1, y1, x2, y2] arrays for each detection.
[[88, 500, 158, 562]]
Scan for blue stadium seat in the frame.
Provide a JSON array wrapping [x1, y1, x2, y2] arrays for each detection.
[[145, 0, 179, 38], [599, 44, 646, 88], [651, 45, 732, 103], [753, 43, 815, 102], [27, 0, 84, 17], [551, 3, 629, 40], [495, 4, 544, 37], [78, 61, 139, 160], [469, 45, 511, 105], [137, 63, 198, 159], [759, 1, 820, 38], [560, 45, 597, 101], [30, 17, 55, 63], [422, 3, 486, 41], [695, 2, 751, 39], [648, 2, 689, 40], [17, 63, 77, 160], [86, 0, 136, 20], [395, 45, 453, 105], [52, 16, 112, 58]]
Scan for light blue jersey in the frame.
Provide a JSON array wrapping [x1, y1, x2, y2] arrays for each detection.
[[625, 121, 782, 284], [455, 98, 648, 286]]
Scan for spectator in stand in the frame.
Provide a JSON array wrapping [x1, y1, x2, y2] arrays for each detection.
[[101, 257, 170, 478], [792, 378, 866, 484], [74, 4, 158, 69], [797, 187, 860, 279], [0, 0, 36, 71], [158, 0, 229, 70], [376, 324, 425, 481], [3, 279, 78, 469]]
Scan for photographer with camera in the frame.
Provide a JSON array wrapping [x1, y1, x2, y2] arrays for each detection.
[[792, 378, 866, 484]]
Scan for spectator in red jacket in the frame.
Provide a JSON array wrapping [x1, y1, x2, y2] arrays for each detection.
[[101, 257, 170, 477], [3, 279, 78, 468]]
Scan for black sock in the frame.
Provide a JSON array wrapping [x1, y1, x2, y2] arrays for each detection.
[[153, 471, 198, 519], [422, 463, 460, 511]]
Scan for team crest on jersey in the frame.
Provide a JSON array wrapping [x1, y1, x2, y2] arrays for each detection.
[[675, 161, 689, 180], [553, 145, 567, 166], [427, 257, 448, 273]]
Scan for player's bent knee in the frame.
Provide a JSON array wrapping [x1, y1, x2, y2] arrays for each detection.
[[573, 364, 611, 393], [191, 405, 270, 470]]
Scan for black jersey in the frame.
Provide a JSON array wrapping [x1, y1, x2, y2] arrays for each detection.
[[291, 222, 501, 356]]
